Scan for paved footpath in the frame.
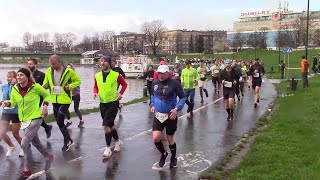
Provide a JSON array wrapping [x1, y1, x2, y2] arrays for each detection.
[[0, 77, 276, 180]]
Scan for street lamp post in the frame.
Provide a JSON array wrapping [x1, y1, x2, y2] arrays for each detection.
[[305, 0, 310, 59]]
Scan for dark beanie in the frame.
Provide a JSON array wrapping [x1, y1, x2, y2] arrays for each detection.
[[101, 56, 112, 65], [18, 68, 31, 78]]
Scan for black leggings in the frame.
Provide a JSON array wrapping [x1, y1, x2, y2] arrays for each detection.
[[53, 103, 71, 141], [66, 94, 82, 120]]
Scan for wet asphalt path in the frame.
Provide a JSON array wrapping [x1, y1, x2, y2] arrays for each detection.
[[0, 77, 276, 180]]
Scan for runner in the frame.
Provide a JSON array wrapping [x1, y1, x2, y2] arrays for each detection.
[[65, 63, 84, 128], [42, 55, 81, 151], [210, 60, 221, 94], [0, 71, 23, 157], [181, 60, 199, 116], [150, 64, 186, 168], [248, 58, 265, 108], [145, 65, 155, 105], [240, 62, 248, 97], [220, 59, 238, 120], [232, 59, 242, 102], [197, 60, 209, 103], [111, 58, 126, 113], [1, 68, 54, 179], [172, 60, 182, 84], [93, 56, 127, 159], [27, 58, 53, 138]]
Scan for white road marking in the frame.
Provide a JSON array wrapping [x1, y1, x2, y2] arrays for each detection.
[[27, 97, 224, 179]]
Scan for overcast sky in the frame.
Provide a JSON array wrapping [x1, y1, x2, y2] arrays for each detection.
[[0, 0, 318, 46]]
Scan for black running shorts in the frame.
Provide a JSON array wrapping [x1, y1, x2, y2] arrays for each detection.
[[153, 116, 177, 135], [223, 88, 235, 100], [252, 80, 262, 89], [212, 77, 221, 85], [1, 113, 20, 123], [100, 101, 119, 127]]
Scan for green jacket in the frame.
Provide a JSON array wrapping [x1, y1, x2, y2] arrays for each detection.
[[43, 67, 81, 104], [95, 70, 119, 103], [181, 67, 199, 89], [10, 83, 50, 122]]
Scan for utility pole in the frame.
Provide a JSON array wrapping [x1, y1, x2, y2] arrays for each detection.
[[305, 0, 310, 59]]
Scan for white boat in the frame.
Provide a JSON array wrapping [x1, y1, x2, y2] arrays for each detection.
[[118, 55, 152, 78]]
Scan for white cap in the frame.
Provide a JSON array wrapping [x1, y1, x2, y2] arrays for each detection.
[[175, 60, 180, 64], [157, 65, 169, 73]]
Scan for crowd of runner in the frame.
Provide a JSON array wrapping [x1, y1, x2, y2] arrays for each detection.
[[0, 54, 266, 179]]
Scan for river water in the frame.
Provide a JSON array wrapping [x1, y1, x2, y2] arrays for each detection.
[[0, 64, 145, 114]]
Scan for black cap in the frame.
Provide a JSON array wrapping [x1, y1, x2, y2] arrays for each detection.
[[18, 68, 31, 78]]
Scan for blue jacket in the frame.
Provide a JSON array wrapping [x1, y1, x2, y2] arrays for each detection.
[[151, 78, 186, 113], [1, 83, 18, 114]]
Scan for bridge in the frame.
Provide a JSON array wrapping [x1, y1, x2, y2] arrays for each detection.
[[0, 52, 82, 59]]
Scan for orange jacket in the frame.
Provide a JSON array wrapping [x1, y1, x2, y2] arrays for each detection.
[[301, 59, 309, 73]]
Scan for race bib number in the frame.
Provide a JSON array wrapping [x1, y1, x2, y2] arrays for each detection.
[[174, 73, 180, 77], [254, 73, 260, 78], [200, 74, 205, 78], [224, 81, 232, 88], [214, 70, 219, 74], [53, 86, 62, 95], [155, 112, 168, 123]]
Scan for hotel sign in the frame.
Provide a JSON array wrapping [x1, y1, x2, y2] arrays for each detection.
[[241, 10, 271, 16]]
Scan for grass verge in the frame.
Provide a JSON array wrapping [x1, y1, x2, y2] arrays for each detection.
[[201, 76, 320, 179]]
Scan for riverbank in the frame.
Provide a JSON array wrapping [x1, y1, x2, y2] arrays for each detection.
[[201, 76, 320, 179]]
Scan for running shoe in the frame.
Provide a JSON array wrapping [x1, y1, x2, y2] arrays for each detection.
[[205, 90, 209, 97], [62, 139, 74, 152], [18, 167, 31, 180], [170, 157, 178, 168], [257, 98, 260, 103], [119, 104, 123, 113], [102, 147, 112, 159], [19, 148, 24, 157], [78, 120, 84, 128], [200, 98, 204, 103], [159, 151, 168, 167], [44, 154, 55, 171], [45, 124, 53, 139], [113, 140, 122, 152], [6, 145, 15, 157], [66, 121, 72, 128], [254, 102, 257, 108]]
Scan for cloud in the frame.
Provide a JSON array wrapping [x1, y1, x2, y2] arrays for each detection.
[[0, 6, 144, 46]]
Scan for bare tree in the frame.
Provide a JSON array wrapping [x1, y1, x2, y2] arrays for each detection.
[[103, 30, 115, 50], [64, 32, 77, 52], [53, 33, 64, 52], [230, 32, 246, 51], [141, 20, 166, 55], [23, 32, 32, 50], [0, 42, 9, 48], [312, 29, 320, 47], [43, 32, 50, 43]]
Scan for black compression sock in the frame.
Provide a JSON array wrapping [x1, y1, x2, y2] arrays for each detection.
[[105, 133, 112, 147], [169, 143, 176, 158], [112, 129, 119, 141], [154, 141, 166, 154]]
